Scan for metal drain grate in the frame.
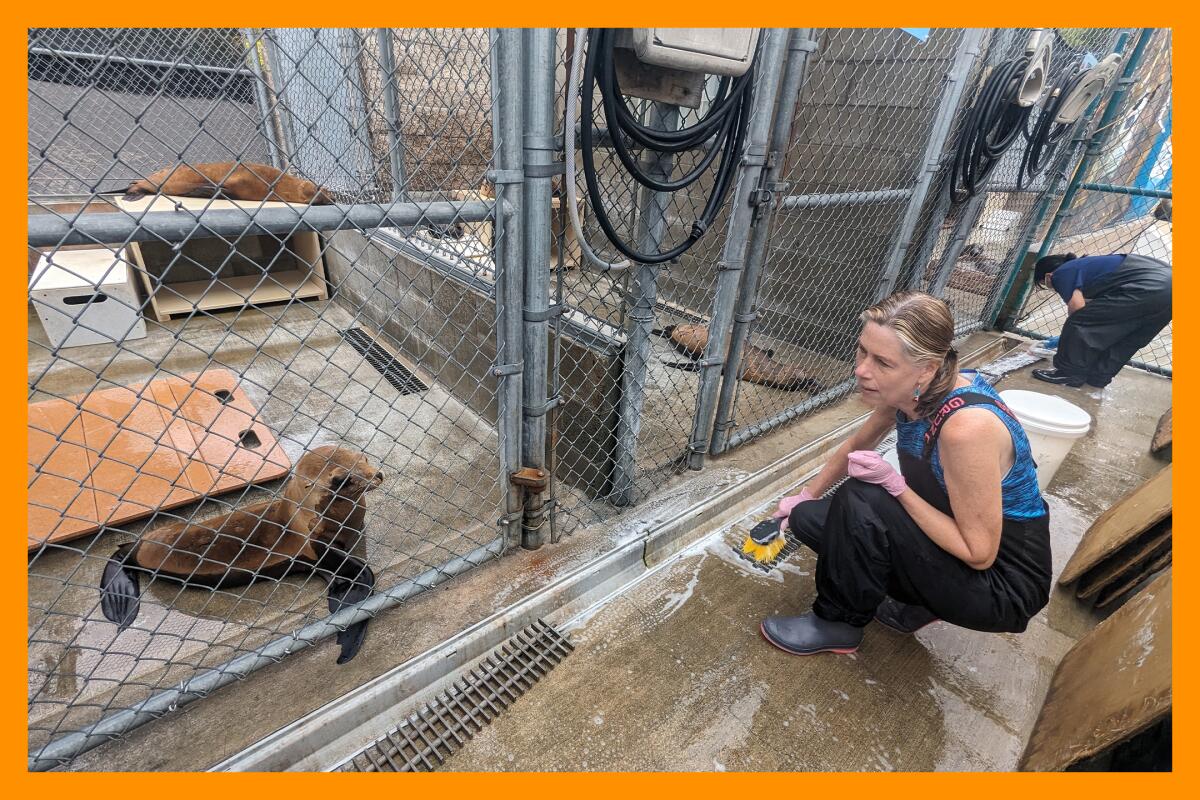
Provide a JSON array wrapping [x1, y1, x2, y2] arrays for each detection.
[[341, 619, 573, 772], [341, 328, 428, 396], [735, 432, 899, 573]]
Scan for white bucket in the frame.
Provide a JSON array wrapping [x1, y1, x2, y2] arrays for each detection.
[[999, 389, 1092, 491]]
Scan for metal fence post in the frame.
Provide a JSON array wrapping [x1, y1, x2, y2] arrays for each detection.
[[518, 28, 556, 548], [686, 28, 789, 471], [492, 28, 526, 546], [609, 101, 681, 507], [877, 29, 986, 300], [375, 28, 409, 202], [987, 28, 1152, 327], [241, 28, 284, 170], [710, 29, 816, 456]]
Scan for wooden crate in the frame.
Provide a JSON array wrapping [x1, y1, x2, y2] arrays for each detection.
[[114, 195, 327, 322]]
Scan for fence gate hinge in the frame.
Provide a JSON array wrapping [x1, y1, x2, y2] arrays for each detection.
[[511, 466, 550, 492]]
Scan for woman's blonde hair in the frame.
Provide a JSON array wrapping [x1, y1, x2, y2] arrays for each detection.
[[860, 291, 958, 418]]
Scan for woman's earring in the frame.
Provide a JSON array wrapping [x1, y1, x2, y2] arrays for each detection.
[[913, 385, 921, 401]]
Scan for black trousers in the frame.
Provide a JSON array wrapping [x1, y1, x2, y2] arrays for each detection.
[[788, 479, 1048, 633], [1054, 267, 1172, 386]]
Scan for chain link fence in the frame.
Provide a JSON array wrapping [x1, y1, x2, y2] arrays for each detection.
[[1003, 28, 1172, 375], [28, 27, 511, 770]]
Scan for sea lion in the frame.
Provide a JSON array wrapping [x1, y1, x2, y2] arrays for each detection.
[[122, 162, 336, 205], [100, 445, 383, 664], [654, 323, 824, 393]]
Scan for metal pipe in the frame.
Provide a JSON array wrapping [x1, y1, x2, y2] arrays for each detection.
[[27, 200, 498, 248], [710, 29, 817, 455], [375, 29, 409, 202], [241, 29, 283, 170], [987, 29, 1151, 328], [519, 29, 556, 549], [780, 187, 912, 211], [492, 29, 526, 545], [260, 30, 298, 160], [877, 29, 987, 300], [609, 101, 681, 506], [687, 28, 790, 471], [926, 191, 987, 298], [29, 535, 506, 771], [1078, 181, 1172, 199], [29, 46, 255, 76]]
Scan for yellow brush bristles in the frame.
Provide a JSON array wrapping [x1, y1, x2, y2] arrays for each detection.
[[741, 531, 785, 563]]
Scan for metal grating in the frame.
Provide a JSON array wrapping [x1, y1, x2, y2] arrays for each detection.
[[340, 619, 573, 772], [341, 327, 428, 396], [735, 432, 899, 573]]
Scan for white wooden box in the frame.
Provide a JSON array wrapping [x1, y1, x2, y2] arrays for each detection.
[[30, 248, 148, 349], [114, 195, 328, 322]]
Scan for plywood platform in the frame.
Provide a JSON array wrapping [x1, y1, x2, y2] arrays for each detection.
[[28, 368, 290, 549]]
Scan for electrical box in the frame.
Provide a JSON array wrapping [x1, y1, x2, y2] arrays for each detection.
[[628, 29, 759, 77]]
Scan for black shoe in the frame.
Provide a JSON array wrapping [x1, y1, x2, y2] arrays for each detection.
[[873, 597, 939, 635], [1032, 368, 1085, 387], [760, 612, 863, 655]]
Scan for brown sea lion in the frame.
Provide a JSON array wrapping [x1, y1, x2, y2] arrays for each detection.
[[122, 162, 336, 205], [100, 445, 383, 664], [655, 323, 824, 393]]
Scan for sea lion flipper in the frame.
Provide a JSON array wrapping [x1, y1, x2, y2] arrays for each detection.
[[100, 547, 141, 629], [327, 558, 375, 665]]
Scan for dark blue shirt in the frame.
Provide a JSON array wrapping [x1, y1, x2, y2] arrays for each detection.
[[1050, 254, 1126, 303]]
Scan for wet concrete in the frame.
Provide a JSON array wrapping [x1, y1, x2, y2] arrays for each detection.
[[444, 357, 1171, 772]]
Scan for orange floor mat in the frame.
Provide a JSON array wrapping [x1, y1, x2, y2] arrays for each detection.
[[28, 369, 291, 550]]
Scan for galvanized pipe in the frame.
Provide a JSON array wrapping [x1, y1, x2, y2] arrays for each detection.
[[1077, 181, 1172, 199], [241, 28, 284, 170], [29, 536, 506, 771], [710, 29, 817, 455], [877, 28, 987, 300], [779, 187, 912, 211], [518, 29, 556, 549], [609, 101, 680, 507], [492, 28, 526, 545], [29, 46, 255, 76], [375, 29, 409, 202], [27, 200, 499, 248], [687, 28, 790, 471]]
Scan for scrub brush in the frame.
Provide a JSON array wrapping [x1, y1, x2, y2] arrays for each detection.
[[741, 487, 816, 563]]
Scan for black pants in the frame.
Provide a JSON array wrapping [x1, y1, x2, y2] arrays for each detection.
[[1054, 269, 1172, 386], [788, 479, 1047, 633]]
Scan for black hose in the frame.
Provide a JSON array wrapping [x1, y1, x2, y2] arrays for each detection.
[[1018, 63, 1089, 187], [950, 55, 1034, 204], [580, 28, 755, 264]]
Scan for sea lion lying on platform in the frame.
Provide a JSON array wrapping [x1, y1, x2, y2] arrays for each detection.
[[100, 445, 383, 664], [122, 162, 336, 205], [655, 323, 824, 393]]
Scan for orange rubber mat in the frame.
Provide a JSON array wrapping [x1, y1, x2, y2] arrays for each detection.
[[28, 369, 291, 550]]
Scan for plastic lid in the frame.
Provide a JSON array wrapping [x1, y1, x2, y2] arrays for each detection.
[[999, 389, 1092, 436]]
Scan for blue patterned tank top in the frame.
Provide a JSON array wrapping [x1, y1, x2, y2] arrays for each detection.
[[895, 372, 1046, 520]]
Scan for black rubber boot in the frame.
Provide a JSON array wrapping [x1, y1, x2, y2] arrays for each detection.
[[873, 596, 939, 635], [1032, 368, 1085, 387], [760, 612, 863, 655]]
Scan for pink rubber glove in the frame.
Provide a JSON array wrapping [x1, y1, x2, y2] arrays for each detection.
[[773, 487, 816, 519], [847, 450, 908, 497]]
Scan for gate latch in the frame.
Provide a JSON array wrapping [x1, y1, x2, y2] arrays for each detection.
[[511, 467, 549, 492]]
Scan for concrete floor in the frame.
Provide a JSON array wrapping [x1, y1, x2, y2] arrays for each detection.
[[443, 360, 1172, 771]]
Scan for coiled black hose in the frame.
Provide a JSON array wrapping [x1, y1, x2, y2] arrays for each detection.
[[950, 56, 1034, 204], [1018, 63, 1090, 187], [580, 28, 755, 264]]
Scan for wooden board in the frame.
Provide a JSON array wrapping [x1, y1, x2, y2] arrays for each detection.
[[1096, 550, 1173, 609], [1152, 407, 1172, 454], [1019, 570, 1172, 771], [1059, 465, 1172, 585], [27, 369, 290, 550], [1076, 519, 1171, 600]]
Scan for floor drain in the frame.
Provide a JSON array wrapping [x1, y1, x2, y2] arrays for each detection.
[[341, 328, 428, 396], [736, 432, 898, 573], [341, 619, 573, 772]]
